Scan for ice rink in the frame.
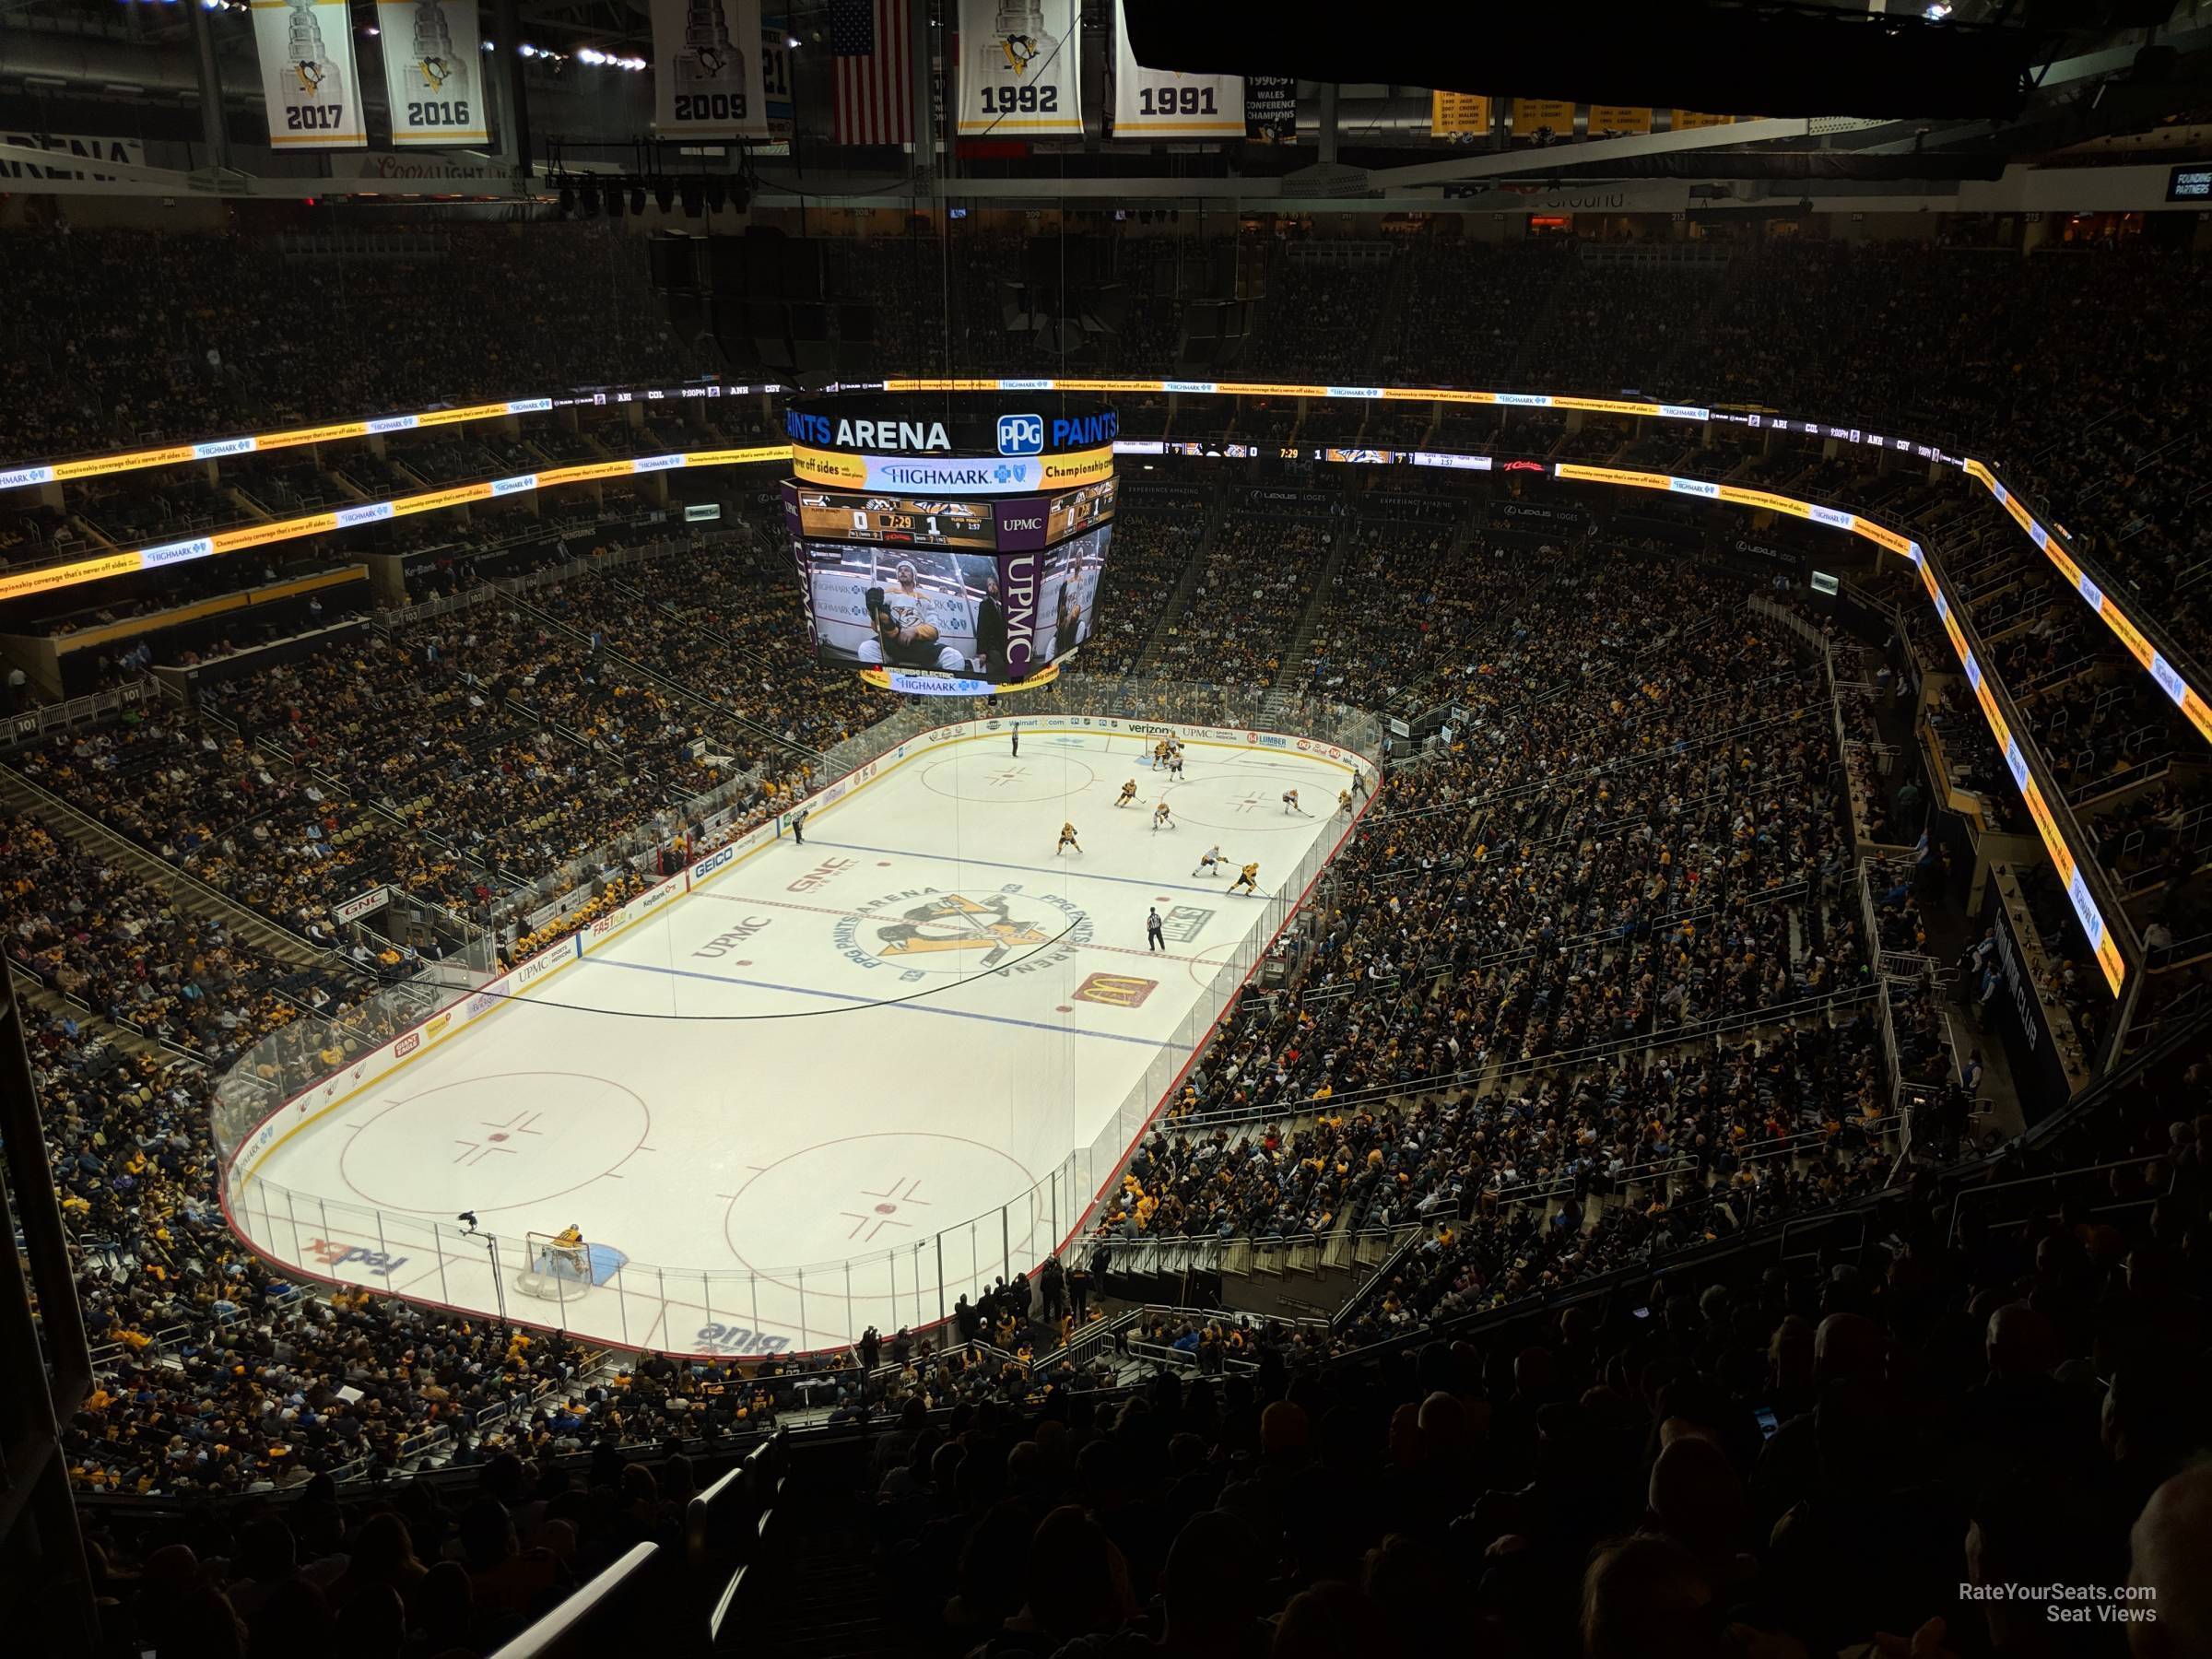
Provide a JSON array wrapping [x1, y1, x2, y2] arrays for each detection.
[[230, 727, 1362, 1357]]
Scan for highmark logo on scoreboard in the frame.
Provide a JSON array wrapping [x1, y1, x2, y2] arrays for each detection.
[[865, 455, 1036, 492]]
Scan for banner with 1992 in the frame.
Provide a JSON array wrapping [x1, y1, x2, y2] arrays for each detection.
[[957, 0, 1083, 136]]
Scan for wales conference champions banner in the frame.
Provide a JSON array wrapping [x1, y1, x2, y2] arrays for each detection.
[[251, 0, 368, 147], [649, 0, 771, 139], [1110, 0, 1241, 137], [957, 0, 1083, 135], [377, 0, 487, 146]]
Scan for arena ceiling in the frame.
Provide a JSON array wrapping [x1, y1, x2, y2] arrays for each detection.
[[0, 0, 2206, 210]]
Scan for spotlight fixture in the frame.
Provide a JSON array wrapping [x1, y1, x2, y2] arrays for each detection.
[[630, 182, 647, 216], [703, 177, 727, 214], [678, 177, 704, 217], [559, 176, 575, 213]]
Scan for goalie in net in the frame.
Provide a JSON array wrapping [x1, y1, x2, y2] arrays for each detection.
[[516, 1224, 597, 1300]]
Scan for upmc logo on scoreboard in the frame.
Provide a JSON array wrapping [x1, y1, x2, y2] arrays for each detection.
[[997, 414, 1044, 457]]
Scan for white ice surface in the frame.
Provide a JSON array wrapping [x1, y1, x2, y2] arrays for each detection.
[[234, 730, 1355, 1356]]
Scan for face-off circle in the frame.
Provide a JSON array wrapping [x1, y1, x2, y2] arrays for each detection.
[[723, 1131, 1039, 1281], [918, 751, 1097, 804], [341, 1071, 653, 1214]]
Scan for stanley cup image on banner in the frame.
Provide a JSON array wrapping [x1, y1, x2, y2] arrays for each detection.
[[253, 0, 367, 147], [653, 0, 771, 138], [957, 0, 1083, 135], [378, 0, 487, 145]]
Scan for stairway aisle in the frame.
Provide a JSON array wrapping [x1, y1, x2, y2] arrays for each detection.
[[0, 765, 321, 964], [1263, 525, 1352, 718], [751, 1477, 912, 1659], [1129, 476, 1232, 675]]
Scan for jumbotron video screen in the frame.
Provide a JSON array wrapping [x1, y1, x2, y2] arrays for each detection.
[[797, 513, 1110, 680]]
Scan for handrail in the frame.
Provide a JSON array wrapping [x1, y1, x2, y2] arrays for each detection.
[[1167, 982, 1877, 1137], [1944, 1156, 2171, 1248], [485, 1541, 660, 1659]]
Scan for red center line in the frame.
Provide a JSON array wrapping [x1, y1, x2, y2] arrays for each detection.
[[698, 890, 1206, 963]]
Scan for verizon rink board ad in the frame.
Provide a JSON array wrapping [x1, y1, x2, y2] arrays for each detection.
[[251, 0, 368, 147], [1110, 0, 1241, 137], [957, 0, 1083, 135], [377, 0, 488, 146], [649, 0, 771, 139]]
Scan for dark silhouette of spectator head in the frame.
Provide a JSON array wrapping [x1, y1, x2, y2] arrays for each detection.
[[2128, 1461, 2212, 1658], [1162, 1510, 1268, 1657], [1579, 1532, 1717, 1659], [1025, 1504, 1131, 1645]]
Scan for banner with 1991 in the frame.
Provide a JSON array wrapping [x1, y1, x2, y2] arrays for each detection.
[[1110, 0, 1240, 137]]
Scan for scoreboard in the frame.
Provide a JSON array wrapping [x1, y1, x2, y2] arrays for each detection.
[[782, 391, 1117, 690], [1048, 478, 1117, 542], [793, 491, 996, 549], [783, 480, 1116, 553]]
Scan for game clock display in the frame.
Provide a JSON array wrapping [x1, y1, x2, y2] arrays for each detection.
[[794, 490, 997, 549]]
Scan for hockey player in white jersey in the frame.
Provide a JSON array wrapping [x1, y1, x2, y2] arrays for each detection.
[[1192, 843, 1225, 877]]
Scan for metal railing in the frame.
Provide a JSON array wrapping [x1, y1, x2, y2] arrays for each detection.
[[1, 678, 158, 751], [688, 1431, 789, 1651], [485, 1542, 661, 1659]]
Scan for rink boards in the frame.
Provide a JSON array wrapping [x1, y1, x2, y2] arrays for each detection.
[[218, 712, 1372, 1354]]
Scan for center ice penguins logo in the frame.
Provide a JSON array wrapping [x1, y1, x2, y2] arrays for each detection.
[[876, 894, 1048, 969], [833, 884, 1092, 981]]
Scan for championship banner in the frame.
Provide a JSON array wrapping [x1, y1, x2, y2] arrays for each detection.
[[1510, 98, 1574, 139], [1111, 0, 1241, 136], [1586, 104, 1652, 136], [956, 0, 1083, 136], [1243, 75, 1297, 143], [250, 0, 368, 147], [1430, 92, 1491, 139], [377, 0, 486, 147], [650, 0, 771, 139]]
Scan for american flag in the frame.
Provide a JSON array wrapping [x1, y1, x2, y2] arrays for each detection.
[[831, 0, 912, 147]]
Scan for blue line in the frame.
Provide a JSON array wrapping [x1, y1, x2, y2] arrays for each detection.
[[578, 956, 1191, 1051], [805, 836, 1235, 898]]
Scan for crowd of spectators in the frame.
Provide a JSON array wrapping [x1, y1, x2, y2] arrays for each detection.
[[1077, 489, 1211, 676], [10, 227, 2212, 1657], [1151, 505, 1335, 686], [1248, 245, 1395, 383], [0, 225, 688, 464], [0, 818, 369, 1065], [858, 1044, 2210, 1659]]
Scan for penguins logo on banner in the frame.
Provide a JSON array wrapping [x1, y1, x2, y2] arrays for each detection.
[[378, 0, 486, 146], [251, 0, 368, 147], [956, 0, 1083, 135], [651, 0, 771, 139], [1110, 0, 1241, 137]]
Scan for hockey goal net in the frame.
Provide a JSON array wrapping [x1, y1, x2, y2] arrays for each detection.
[[515, 1230, 598, 1302]]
